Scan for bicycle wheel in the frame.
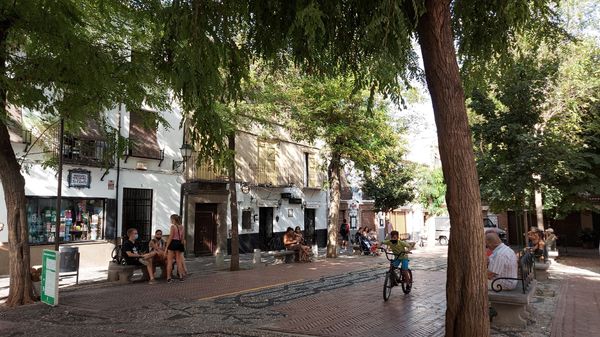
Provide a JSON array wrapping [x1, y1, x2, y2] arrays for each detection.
[[401, 269, 413, 294], [383, 271, 393, 301]]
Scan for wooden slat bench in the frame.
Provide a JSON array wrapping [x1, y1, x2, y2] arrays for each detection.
[[488, 251, 537, 328]]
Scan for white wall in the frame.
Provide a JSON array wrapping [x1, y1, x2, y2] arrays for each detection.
[[118, 169, 181, 235], [233, 185, 328, 234]]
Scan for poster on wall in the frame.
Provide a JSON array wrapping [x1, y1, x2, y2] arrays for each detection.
[[68, 169, 91, 189]]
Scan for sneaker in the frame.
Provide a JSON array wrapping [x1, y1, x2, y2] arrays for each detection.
[[179, 277, 184, 282], [167, 278, 173, 283], [148, 279, 156, 285]]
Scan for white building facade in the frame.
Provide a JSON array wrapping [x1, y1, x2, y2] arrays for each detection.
[[0, 104, 184, 274]]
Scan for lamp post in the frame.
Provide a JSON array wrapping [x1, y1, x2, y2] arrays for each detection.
[[175, 142, 193, 218]]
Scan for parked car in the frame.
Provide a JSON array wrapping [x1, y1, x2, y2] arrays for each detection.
[[434, 216, 507, 245], [484, 218, 507, 243]]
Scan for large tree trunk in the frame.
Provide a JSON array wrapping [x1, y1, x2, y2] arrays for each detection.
[[326, 151, 341, 258], [417, 1, 489, 336], [228, 133, 240, 271], [0, 23, 33, 307]]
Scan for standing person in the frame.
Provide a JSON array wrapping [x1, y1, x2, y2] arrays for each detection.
[[121, 228, 156, 284], [166, 214, 186, 283], [384, 219, 393, 239], [339, 218, 350, 251], [545, 228, 557, 252]]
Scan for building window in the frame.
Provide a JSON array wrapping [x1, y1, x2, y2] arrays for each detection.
[[122, 188, 153, 242], [128, 109, 163, 160], [26, 197, 107, 244], [306, 153, 319, 188], [257, 140, 278, 185], [242, 210, 252, 230]]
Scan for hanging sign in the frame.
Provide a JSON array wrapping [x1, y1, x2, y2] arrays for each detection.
[[67, 169, 91, 188]]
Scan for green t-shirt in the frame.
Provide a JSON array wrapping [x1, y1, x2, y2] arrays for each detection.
[[382, 239, 410, 260]]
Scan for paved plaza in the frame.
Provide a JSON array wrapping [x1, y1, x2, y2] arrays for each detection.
[[0, 246, 598, 337]]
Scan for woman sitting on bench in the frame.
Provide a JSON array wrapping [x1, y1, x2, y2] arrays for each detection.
[[283, 227, 311, 262]]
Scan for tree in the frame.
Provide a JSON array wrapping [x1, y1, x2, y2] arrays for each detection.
[[0, 1, 167, 306], [291, 77, 398, 257], [244, 1, 559, 335], [414, 166, 447, 219], [239, 71, 398, 258], [469, 23, 600, 222], [363, 151, 415, 213]]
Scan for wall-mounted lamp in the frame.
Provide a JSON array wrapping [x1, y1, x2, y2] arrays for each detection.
[[301, 201, 307, 210], [241, 182, 250, 194], [277, 199, 283, 208], [172, 143, 193, 171]]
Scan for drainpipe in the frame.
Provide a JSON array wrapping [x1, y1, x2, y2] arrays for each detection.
[[115, 104, 122, 238]]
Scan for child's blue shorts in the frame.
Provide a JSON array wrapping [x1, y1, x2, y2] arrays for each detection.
[[393, 259, 409, 269]]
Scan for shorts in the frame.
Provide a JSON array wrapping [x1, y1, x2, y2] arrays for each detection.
[[393, 259, 409, 270], [168, 240, 185, 252], [341, 234, 349, 241]]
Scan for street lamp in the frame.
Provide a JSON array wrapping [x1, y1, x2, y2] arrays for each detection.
[[172, 143, 193, 171]]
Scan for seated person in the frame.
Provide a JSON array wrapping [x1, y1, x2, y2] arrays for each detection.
[[366, 228, 379, 255], [283, 227, 311, 262], [354, 227, 363, 244], [121, 228, 156, 284], [530, 230, 546, 262], [486, 232, 518, 291], [381, 230, 412, 283], [294, 226, 306, 245], [147, 230, 167, 277]]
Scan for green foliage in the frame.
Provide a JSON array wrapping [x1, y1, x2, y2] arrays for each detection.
[[362, 151, 415, 212], [469, 29, 600, 216], [414, 166, 447, 217]]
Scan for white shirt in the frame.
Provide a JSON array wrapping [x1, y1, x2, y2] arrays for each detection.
[[488, 243, 518, 290]]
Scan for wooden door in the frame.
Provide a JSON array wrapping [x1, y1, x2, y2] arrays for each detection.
[[259, 207, 274, 250], [194, 203, 217, 256], [304, 208, 316, 245]]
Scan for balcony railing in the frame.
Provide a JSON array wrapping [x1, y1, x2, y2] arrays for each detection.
[[61, 137, 114, 168]]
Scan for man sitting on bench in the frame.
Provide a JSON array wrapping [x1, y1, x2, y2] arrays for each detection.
[[486, 232, 518, 291], [122, 228, 156, 284]]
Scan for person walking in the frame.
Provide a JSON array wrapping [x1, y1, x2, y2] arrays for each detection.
[[339, 218, 350, 251], [166, 214, 186, 283]]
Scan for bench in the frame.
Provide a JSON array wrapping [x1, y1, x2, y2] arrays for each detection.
[[272, 250, 297, 264], [488, 252, 537, 328], [534, 260, 550, 281], [107, 262, 149, 284]]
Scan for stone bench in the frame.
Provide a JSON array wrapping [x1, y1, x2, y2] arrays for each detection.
[[107, 262, 149, 284], [534, 261, 551, 281], [489, 280, 537, 328], [272, 250, 296, 264], [489, 251, 537, 329]]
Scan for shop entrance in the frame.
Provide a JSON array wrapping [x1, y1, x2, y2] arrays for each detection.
[[259, 207, 274, 251], [304, 208, 316, 245], [194, 203, 218, 256], [122, 188, 153, 241]]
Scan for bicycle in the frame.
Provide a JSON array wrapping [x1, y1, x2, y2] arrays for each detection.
[[111, 235, 127, 265], [381, 248, 413, 301]]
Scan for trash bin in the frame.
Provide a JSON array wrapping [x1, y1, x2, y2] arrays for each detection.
[[59, 246, 79, 273]]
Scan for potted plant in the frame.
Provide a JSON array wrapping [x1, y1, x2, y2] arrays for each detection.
[[578, 228, 599, 249]]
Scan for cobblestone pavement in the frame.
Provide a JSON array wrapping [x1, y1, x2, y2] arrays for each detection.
[[0, 246, 597, 336]]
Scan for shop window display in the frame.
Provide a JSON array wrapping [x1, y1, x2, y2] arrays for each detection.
[[27, 197, 105, 244]]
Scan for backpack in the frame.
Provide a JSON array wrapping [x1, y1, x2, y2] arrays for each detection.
[[340, 223, 348, 235]]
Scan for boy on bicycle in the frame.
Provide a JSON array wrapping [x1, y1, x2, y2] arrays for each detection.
[[382, 230, 412, 283]]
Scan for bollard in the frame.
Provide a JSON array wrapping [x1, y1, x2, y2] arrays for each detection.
[[215, 252, 225, 268], [253, 249, 262, 267], [312, 244, 318, 258]]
